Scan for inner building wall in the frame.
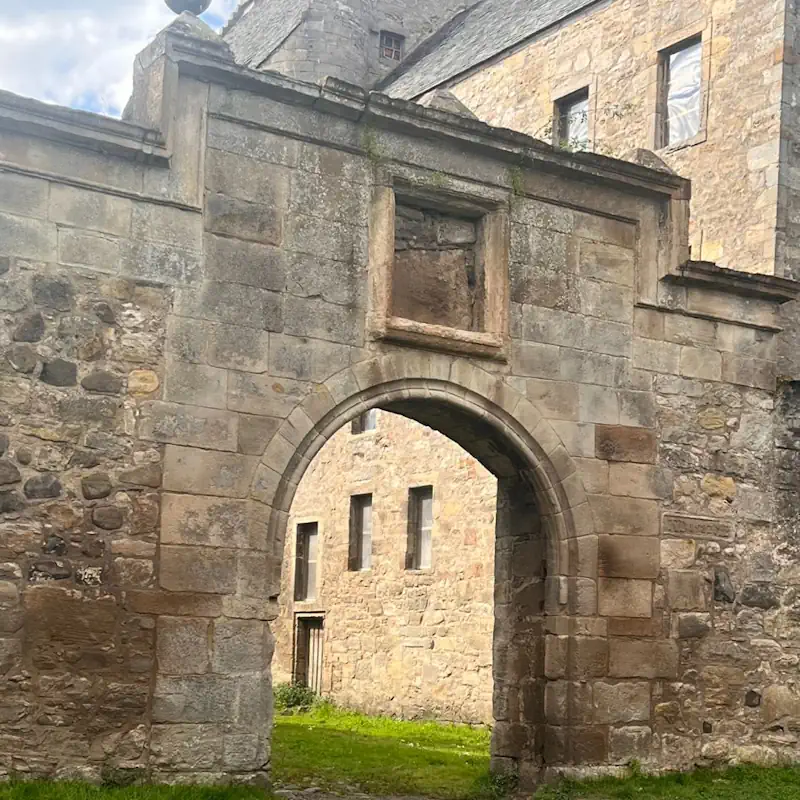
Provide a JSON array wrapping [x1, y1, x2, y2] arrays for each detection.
[[445, 0, 782, 276], [274, 409, 497, 725]]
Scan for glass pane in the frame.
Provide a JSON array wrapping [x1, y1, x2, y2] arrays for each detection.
[[666, 40, 702, 146], [563, 95, 589, 151], [420, 492, 433, 528], [419, 527, 432, 569], [306, 526, 318, 598], [360, 497, 372, 570]]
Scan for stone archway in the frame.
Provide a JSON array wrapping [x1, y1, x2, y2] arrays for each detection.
[[253, 354, 600, 788]]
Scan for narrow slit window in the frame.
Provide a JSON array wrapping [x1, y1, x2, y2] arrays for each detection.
[[349, 494, 373, 571], [555, 89, 590, 151], [406, 486, 433, 570], [351, 409, 377, 434], [380, 31, 405, 61], [661, 38, 702, 147], [294, 522, 319, 601]]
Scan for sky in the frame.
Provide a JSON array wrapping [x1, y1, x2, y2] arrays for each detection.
[[0, 0, 239, 118]]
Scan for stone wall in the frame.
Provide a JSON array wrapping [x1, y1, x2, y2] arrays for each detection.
[[448, 0, 783, 276], [0, 175, 172, 780], [0, 14, 798, 788], [274, 409, 497, 725]]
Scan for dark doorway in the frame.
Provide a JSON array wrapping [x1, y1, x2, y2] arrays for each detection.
[[295, 615, 325, 694]]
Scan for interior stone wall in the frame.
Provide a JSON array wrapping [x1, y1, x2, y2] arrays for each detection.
[[274, 409, 497, 725]]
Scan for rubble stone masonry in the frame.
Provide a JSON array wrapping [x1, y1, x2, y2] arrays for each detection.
[[0, 11, 798, 790], [274, 410, 497, 725]]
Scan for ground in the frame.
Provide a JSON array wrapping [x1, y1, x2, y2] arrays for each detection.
[[3, 712, 800, 800]]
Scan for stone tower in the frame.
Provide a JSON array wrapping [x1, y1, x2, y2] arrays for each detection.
[[224, 0, 477, 88]]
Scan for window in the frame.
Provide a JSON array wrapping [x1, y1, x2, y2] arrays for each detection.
[[380, 31, 404, 62], [406, 486, 433, 570], [351, 409, 377, 434], [555, 89, 590, 151], [348, 494, 373, 571], [294, 522, 319, 601], [660, 37, 703, 147]]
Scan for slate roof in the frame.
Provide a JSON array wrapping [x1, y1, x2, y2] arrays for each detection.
[[223, 0, 313, 70], [383, 0, 602, 100]]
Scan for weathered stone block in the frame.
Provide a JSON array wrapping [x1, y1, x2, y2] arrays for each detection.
[[284, 295, 363, 345], [589, 495, 659, 536], [609, 463, 672, 499], [609, 726, 652, 763], [205, 193, 283, 246], [164, 360, 227, 410], [270, 334, 351, 382], [163, 446, 258, 499], [578, 384, 619, 425], [228, 372, 311, 418], [153, 675, 236, 723], [595, 425, 656, 464], [207, 324, 270, 374], [150, 723, 223, 770], [609, 640, 679, 679], [545, 681, 593, 725], [680, 346, 722, 381], [139, 402, 238, 451], [205, 234, 286, 291], [160, 545, 237, 594], [599, 535, 659, 579], [213, 619, 267, 674], [0, 211, 56, 261], [161, 494, 256, 549], [661, 538, 696, 569], [175, 281, 284, 332], [58, 228, 120, 273], [593, 681, 650, 724], [668, 570, 707, 611], [120, 240, 203, 286], [131, 203, 203, 251], [599, 578, 652, 618], [50, 184, 131, 236], [157, 617, 211, 675]]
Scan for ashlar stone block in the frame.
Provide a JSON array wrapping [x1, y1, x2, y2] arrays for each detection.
[[160, 545, 237, 594], [609, 639, 679, 679], [157, 617, 211, 675], [163, 446, 258, 499], [599, 535, 659, 579], [599, 578, 653, 618], [153, 674, 236, 723], [593, 681, 651, 724]]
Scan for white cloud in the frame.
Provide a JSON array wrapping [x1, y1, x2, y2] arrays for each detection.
[[0, 0, 238, 116]]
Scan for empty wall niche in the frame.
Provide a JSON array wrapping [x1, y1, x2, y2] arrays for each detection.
[[393, 202, 484, 332]]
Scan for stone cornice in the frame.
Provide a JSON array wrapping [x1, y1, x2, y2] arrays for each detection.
[[667, 261, 800, 304], [0, 90, 168, 165]]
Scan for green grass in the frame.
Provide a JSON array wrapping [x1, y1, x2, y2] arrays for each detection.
[[0, 785, 269, 800], [533, 764, 800, 799], [272, 703, 499, 799]]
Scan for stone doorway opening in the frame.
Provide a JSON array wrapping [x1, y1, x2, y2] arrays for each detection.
[[266, 375, 581, 788]]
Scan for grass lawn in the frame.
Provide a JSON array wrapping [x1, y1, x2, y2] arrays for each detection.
[[0, 785, 269, 800], [534, 764, 800, 799], [271, 704, 498, 799]]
